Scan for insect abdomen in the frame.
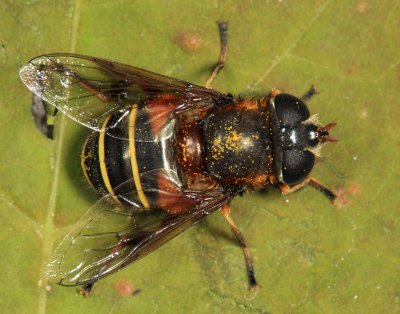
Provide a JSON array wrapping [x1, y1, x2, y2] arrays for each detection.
[[81, 96, 203, 212], [81, 114, 134, 205]]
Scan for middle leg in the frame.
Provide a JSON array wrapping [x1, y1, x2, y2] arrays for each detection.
[[220, 204, 259, 291]]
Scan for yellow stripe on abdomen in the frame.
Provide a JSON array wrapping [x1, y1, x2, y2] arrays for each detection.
[[129, 107, 150, 208], [98, 117, 122, 205]]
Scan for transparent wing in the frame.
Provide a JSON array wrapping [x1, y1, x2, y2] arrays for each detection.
[[19, 53, 225, 131], [47, 191, 232, 286]]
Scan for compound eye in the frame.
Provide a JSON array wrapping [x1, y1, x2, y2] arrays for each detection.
[[282, 150, 315, 186], [274, 94, 310, 127]]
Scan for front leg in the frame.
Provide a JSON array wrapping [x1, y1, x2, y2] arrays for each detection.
[[279, 177, 337, 203], [301, 85, 319, 102], [205, 21, 228, 89]]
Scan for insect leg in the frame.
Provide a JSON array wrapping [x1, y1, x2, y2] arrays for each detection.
[[31, 94, 54, 139], [220, 204, 259, 291], [79, 282, 95, 297], [279, 177, 337, 203], [301, 85, 319, 102], [205, 21, 228, 89]]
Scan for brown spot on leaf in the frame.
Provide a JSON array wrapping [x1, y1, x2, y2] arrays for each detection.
[[333, 183, 361, 208], [173, 32, 202, 52], [356, 1, 369, 14], [346, 66, 356, 75], [348, 182, 361, 195], [333, 187, 350, 208], [114, 280, 140, 297]]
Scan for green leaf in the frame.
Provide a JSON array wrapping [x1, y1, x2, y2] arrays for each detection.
[[1, 0, 399, 313]]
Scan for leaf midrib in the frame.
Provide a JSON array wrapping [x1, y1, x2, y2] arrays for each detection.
[[37, 1, 82, 313]]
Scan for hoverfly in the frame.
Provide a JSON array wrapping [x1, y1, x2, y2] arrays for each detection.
[[19, 21, 337, 294]]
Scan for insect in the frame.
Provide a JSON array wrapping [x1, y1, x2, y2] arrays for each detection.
[[19, 21, 337, 294]]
